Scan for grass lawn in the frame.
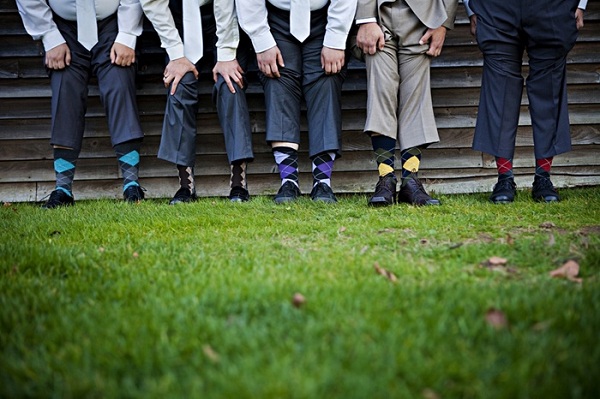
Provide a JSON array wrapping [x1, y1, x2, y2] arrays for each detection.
[[1, 186, 599, 398]]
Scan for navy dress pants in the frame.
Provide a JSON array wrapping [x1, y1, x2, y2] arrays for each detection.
[[470, 0, 579, 159]]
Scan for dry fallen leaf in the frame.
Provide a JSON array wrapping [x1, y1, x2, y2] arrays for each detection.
[[338, 226, 347, 233], [133, 252, 139, 258], [3, 202, 12, 207], [292, 292, 306, 308], [485, 308, 508, 329], [374, 262, 398, 283], [506, 234, 515, 245], [422, 388, 441, 399], [480, 256, 507, 268], [540, 221, 556, 229], [202, 344, 220, 363], [549, 260, 582, 283], [547, 233, 556, 246]]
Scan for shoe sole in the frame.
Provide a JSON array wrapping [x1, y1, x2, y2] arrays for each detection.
[[274, 197, 298, 204], [368, 197, 394, 207], [312, 197, 337, 203]]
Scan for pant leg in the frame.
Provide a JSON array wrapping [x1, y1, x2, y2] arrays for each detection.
[[363, 37, 399, 140], [157, 72, 200, 167], [213, 30, 255, 163], [301, 6, 345, 157], [470, 0, 524, 159], [92, 15, 143, 147], [49, 15, 92, 151], [523, 0, 579, 158], [260, 5, 303, 146]]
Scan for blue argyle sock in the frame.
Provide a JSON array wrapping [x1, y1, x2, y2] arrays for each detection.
[[53, 148, 79, 197], [114, 139, 142, 192]]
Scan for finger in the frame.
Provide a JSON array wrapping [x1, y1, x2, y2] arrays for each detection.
[[192, 66, 199, 79], [276, 51, 285, 68], [232, 73, 244, 89], [170, 76, 181, 95], [225, 76, 236, 94], [271, 62, 280, 78], [212, 69, 218, 83], [65, 49, 71, 66], [110, 48, 116, 64]]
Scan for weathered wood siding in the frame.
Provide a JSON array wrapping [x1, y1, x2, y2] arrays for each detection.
[[1, 0, 599, 202]]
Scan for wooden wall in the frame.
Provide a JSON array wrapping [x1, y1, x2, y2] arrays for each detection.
[[1, 0, 599, 202]]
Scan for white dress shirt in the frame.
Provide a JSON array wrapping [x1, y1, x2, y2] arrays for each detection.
[[15, 0, 143, 51], [235, 0, 358, 53], [139, 0, 240, 62], [462, 0, 588, 17]]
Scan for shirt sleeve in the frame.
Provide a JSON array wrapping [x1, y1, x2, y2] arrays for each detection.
[[578, 0, 587, 10], [234, 0, 276, 53], [116, 0, 144, 49], [463, 0, 474, 17], [15, 0, 66, 51], [214, 0, 240, 61], [139, 0, 185, 60], [324, 0, 358, 50]]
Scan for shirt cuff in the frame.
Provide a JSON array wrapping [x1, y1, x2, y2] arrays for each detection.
[[165, 43, 185, 61], [42, 29, 66, 51], [251, 32, 277, 54], [115, 32, 137, 50], [323, 30, 348, 51], [356, 17, 377, 24], [217, 47, 237, 62], [578, 0, 587, 10]]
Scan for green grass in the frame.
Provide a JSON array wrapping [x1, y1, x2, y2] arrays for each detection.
[[1, 187, 599, 399]]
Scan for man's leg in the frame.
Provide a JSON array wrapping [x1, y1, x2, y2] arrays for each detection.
[[93, 15, 145, 202]]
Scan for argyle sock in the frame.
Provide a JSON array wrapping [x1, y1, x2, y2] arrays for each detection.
[[177, 165, 195, 192], [311, 151, 336, 187], [400, 146, 422, 187], [114, 139, 142, 192], [230, 160, 247, 189], [53, 148, 79, 197], [371, 135, 396, 177], [273, 146, 299, 187], [535, 157, 553, 178], [495, 157, 514, 180]]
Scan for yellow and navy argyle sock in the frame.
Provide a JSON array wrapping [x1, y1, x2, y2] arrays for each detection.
[[400, 146, 422, 187], [273, 146, 299, 187], [535, 157, 553, 178], [371, 135, 396, 178], [495, 157, 514, 180], [230, 160, 247, 189], [114, 139, 142, 192], [53, 147, 79, 197], [177, 165, 195, 192], [311, 151, 336, 187]]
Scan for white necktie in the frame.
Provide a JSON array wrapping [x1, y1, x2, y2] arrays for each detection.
[[76, 0, 98, 50], [183, 0, 203, 63], [290, 0, 311, 42]]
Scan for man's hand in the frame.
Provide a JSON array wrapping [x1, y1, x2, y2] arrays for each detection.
[[469, 15, 477, 36], [163, 57, 199, 95], [321, 47, 345, 75], [257, 46, 284, 78], [110, 42, 136, 66], [213, 59, 245, 94], [356, 22, 385, 55], [45, 43, 71, 70], [420, 26, 447, 57], [576, 8, 584, 30]]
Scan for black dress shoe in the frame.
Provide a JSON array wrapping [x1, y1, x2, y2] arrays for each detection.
[[368, 174, 397, 206], [397, 176, 440, 206], [490, 177, 516, 204], [310, 182, 337, 203], [532, 175, 560, 202], [42, 189, 75, 209], [274, 181, 301, 204], [228, 186, 250, 202], [169, 187, 197, 205], [123, 185, 145, 202]]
